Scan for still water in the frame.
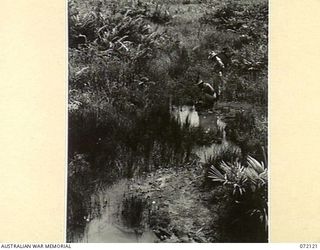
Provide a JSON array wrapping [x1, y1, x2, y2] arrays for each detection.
[[76, 179, 157, 243], [76, 106, 228, 242], [171, 105, 230, 163], [170, 105, 218, 131]]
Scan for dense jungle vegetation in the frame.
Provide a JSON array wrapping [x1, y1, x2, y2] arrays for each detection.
[[68, 0, 268, 243]]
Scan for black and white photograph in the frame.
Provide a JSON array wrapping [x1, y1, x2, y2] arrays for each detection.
[[67, 0, 268, 243]]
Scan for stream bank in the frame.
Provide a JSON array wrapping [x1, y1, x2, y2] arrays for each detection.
[[69, 102, 266, 243], [73, 103, 252, 243], [77, 163, 226, 243]]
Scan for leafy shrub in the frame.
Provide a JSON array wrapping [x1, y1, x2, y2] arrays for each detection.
[[208, 156, 268, 242]]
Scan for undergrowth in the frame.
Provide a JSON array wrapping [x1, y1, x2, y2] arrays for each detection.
[[67, 0, 268, 242]]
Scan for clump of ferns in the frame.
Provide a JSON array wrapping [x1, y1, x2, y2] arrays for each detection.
[[208, 155, 268, 233]]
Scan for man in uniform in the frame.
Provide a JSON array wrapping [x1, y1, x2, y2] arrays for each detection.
[[196, 80, 219, 108], [208, 47, 233, 77]]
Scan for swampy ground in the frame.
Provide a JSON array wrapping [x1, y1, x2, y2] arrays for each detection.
[[68, 0, 268, 243]]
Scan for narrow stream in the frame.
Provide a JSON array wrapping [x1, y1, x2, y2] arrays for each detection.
[[75, 106, 229, 242], [75, 179, 158, 243], [171, 105, 229, 163]]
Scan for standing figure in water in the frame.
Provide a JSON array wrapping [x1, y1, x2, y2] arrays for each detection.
[[196, 80, 219, 109]]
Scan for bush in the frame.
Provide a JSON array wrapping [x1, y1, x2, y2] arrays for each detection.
[[208, 156, 268, 242], [226, 109, 267, 163]]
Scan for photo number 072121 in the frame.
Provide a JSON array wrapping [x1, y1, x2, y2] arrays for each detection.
[[67, 0, 268, 243]]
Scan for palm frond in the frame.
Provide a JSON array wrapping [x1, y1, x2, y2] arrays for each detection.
[[247, 155, 265, 174], [208, 165, 226, 183]]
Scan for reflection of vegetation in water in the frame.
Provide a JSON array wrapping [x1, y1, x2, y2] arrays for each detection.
[[67, 154, 93, 241], [121, 195, 147, 229], [67, 105, 217, 241]]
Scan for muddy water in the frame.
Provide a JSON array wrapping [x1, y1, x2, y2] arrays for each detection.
[[76, 179, 157, 243], [76, 106, 228, 242]]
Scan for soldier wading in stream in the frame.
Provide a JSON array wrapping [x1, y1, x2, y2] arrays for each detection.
[[196, 47, 233, 108]]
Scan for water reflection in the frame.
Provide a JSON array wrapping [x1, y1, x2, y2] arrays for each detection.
[[80, 220, 157, 243], [170, 106, 233, 163], [193, 141, 231, 163], [77, 179, 157, 243], [170, 105, 218, 132], [75, 106, 231, 242], [171, 105, 200, 128]]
